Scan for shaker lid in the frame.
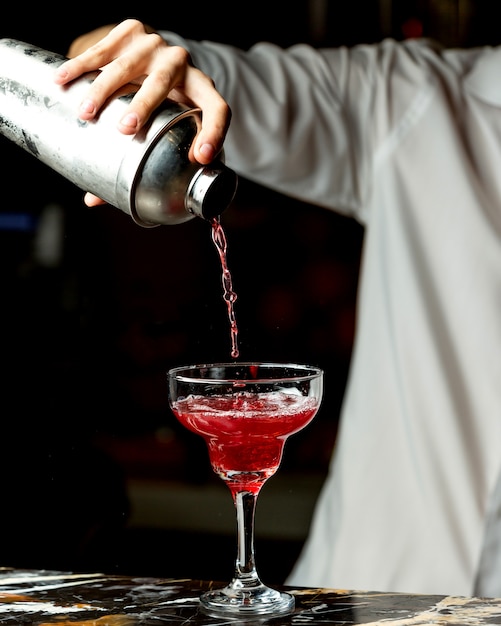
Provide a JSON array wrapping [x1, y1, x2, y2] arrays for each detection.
[[186, 163, 238, 221]]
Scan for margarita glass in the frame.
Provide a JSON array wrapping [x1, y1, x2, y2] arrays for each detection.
[[168, 362, 324, 616]]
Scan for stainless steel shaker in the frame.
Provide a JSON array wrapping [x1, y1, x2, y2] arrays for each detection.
[[0, 38, 238, 226]]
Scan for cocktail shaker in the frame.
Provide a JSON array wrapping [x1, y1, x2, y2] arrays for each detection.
[[0, 38, 238, 226]]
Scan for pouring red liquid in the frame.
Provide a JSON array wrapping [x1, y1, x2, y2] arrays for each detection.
[[211, 217, 239, 358]]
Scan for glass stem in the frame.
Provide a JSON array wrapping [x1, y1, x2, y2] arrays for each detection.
[[232, 490, 262, 587]]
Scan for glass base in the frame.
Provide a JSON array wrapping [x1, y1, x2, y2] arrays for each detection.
[[200, 582, 295, 617]]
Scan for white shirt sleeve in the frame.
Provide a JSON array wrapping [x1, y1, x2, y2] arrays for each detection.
[[158, 31, 378, 218]]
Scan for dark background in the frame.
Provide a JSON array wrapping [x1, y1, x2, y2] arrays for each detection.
[[0, 0, 497, 583]]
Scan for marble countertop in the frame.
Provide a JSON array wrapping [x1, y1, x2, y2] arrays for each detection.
[[1, 568, 501, 625]]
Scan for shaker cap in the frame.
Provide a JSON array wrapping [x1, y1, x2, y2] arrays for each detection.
[[124, 105, 238, 227], [186, 163, 238, 221]]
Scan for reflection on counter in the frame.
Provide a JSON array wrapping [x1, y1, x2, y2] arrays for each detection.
[[1, 568, 501, 625]]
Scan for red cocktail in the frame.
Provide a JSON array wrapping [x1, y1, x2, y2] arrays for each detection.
[[172, 390, 319, 495], [168, 362, 324, 616]]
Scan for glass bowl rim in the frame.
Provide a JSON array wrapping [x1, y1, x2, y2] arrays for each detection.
[[167, 361, 323, 384]]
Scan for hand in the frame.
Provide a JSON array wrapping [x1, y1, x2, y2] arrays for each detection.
[[54, 20, 231, 206]]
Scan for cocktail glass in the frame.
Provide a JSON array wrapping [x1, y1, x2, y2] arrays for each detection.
[[168, 362, 324, 617]]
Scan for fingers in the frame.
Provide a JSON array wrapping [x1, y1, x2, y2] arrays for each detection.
[[53, 18, 231, 164], [172, 68, 232, 163], [84, 192, 106, 207], [54, 20, 153, 90], [55, 23, 191, 130], [112, 45, 197, 135]]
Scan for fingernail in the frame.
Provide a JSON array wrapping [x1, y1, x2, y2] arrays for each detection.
[[79, 99, 96, 116], [199, 143, 216, 161], [120, 113, 139, 130], [54, 67, 69, 81]]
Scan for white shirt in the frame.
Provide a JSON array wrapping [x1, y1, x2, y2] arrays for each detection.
[[161, 33, 501, 597]]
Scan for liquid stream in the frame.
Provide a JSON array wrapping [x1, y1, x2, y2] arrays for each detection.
[[211, 217, 239, 359]]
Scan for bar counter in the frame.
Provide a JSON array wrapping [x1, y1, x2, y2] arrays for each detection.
[[1, 567, 501, 625]]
